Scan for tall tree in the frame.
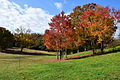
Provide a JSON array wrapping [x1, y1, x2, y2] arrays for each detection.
[[69, 3, 97, 52], [44, 11, 75, 59], [80, 5, 119, 53]]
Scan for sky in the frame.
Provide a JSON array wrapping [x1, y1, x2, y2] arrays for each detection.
[[0, 0, 120, 36]]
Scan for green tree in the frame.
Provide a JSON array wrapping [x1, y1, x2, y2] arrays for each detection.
[[0, 27, 14, 50], [14, 27, 34, 52]]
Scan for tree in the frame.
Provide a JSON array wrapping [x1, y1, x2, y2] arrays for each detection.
[[44, 11, 75, 59], [70, 3, 119, 54], [0, 27, 14, 50], [14, 27, 34, 52], [80, 5, 119, 53], [69, 3, 97, 52]]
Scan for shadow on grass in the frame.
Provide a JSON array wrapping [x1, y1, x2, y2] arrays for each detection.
[[68, 50, 120, 60], [0, 50, 55, 56]]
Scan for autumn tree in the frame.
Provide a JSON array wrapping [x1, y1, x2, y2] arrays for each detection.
[[80, 6, 119, 53], [70, 3, 119, 54], [69, 3, 97, 28], [0, 27, 14, 50], [69, 3, 97, 52], [44, 11, 75, 59], [14, 27, 34, 52]]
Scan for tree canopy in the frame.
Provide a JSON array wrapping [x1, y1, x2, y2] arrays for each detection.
[[0, 27, 14, 50]]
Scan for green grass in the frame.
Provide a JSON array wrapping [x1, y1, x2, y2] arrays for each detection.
[[68, 50, 92, 57], [0, 48, 120, 80]]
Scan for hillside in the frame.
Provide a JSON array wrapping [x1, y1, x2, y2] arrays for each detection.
[[0, 48, 120, 80]]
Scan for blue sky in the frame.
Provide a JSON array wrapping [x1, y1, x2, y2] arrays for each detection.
[[9, 0, 120, 15], [0, 0, 119, 37]]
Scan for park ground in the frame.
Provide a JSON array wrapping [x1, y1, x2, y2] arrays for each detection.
[[0, 47, 120, 80]]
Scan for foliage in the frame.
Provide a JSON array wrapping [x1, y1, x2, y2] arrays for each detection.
[[69, 3, 97, 28], [44, 11, 76, 59], [69, 3, 97, 48], [44, 3, 120, 58], [0, 27, 14, 50], [30, 33, 46, 50], [44, 11, 75, 50], [14, 27, 34, 52], [70, 3, 119, 53]]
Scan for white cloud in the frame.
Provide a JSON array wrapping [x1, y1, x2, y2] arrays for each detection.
[[0, 0, 52, 34], [114, 23, 120, 38], [54, 2, 62, 11]]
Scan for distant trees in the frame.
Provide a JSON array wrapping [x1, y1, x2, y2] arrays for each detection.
[[44, 3, 120, 59], [107, 38, 120, 51], [0, 27, 14, 50], [14, 27, 34, 52], [14, 27, 46, 52], [30, 33, 46, 50], [0, 26, 45, 52]]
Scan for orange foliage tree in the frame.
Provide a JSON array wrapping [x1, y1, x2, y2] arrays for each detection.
[[70, 3, 119, 54], [80, 5, 119, 53], [69, 3, 97, 52], [44, 11, 75, 59]]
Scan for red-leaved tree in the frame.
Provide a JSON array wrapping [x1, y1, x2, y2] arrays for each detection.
[[44, 11, 75, 59]]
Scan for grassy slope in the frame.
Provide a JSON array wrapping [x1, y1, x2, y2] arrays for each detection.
[[0, 48, 120, 80]]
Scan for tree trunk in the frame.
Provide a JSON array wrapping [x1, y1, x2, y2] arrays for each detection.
[[91, 40, 96, 54], [21, 47, 23, 53], [100, 41, 104, 53], [92, 49, 95, 54], [59, 50, 62, 60]]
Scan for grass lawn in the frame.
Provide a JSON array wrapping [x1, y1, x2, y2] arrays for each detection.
[[0, 48, 120, 80]]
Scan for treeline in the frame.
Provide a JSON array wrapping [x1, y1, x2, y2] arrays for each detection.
[[44, 3, 120, 59], [0, 27, 46, 52]]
